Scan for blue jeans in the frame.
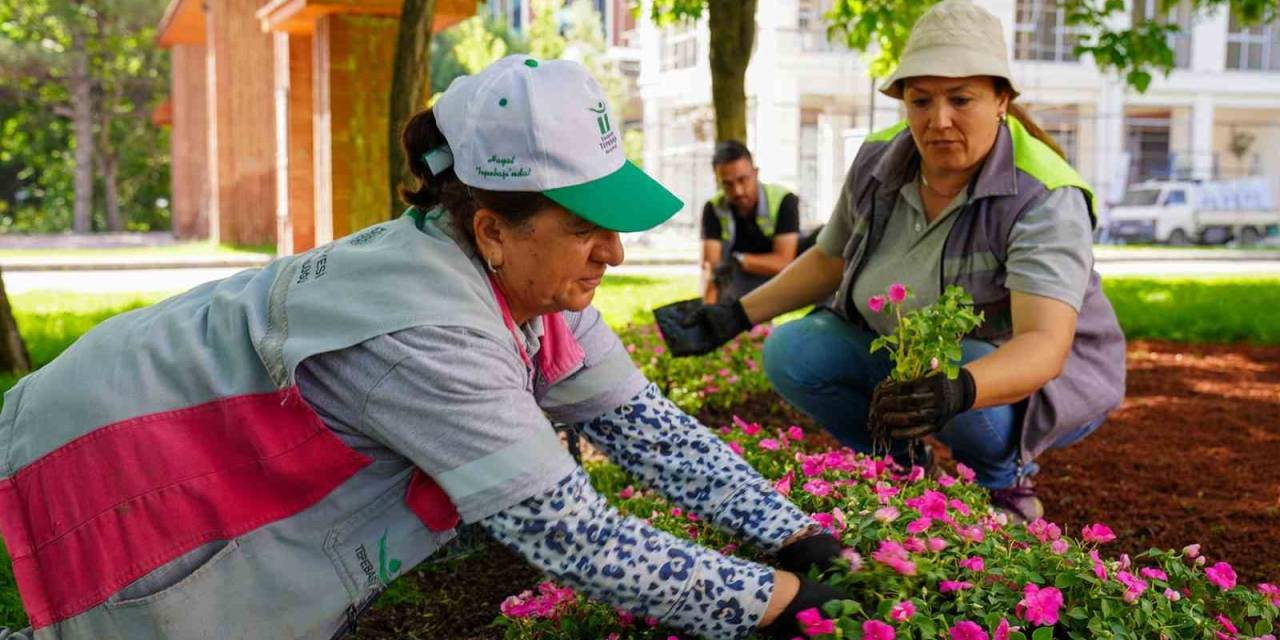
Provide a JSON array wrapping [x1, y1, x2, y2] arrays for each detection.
[[763, 310, 1024, 489]]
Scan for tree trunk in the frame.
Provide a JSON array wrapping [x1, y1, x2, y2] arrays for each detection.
[[101, 152, 123, 231], [707, 0, 757, 144], [70, 34, 95, 233], [0, 270, 31, 376], [389, 0, 437, 219]]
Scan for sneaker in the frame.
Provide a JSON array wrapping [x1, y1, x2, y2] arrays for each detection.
[[989, 479, 1044, 525]]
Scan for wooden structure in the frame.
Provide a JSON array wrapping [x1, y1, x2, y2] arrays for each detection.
[[156, 0, 476, 251]]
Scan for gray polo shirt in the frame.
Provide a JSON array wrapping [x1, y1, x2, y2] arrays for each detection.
[[818, 179, 1094, 336], [296, 304, 647, 523]]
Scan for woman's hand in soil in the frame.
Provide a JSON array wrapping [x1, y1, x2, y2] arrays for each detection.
[[871, 369, 977, 439]]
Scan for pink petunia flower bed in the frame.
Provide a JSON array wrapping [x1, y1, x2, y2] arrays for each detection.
[[496, 416, 1280, 640]]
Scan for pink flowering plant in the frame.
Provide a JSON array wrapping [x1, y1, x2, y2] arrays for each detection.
[[618, 322, 773, 414], [868, 283, 984, 383], [499, 417, 1279, 639]]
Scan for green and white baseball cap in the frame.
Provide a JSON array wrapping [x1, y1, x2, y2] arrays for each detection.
[[433, 55, 682, 232]]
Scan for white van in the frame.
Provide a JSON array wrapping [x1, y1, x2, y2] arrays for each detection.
[[1105, 179, 1280, 245]]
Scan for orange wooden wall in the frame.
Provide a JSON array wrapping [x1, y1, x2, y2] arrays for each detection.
[[206, 0, 277, 246], [312, 14, 398, 243], [169, 44, 209, 239]]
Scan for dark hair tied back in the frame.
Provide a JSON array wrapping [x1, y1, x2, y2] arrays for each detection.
[[400, 109, 555, 248]]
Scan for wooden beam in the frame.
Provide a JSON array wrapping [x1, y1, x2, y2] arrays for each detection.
[[257, 0, 476, 35], [157, 0, 205, 47]]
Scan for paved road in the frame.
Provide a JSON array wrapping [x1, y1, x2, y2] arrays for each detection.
[[4, 257, 1280, 294]]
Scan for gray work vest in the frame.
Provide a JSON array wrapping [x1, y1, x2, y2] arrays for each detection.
[[0, 208, 581, 639], [833, 119, 1126, 464]]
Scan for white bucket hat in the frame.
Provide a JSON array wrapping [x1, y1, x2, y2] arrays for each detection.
[[431, 55, 681, 232], [879, 0, 1020, 99]]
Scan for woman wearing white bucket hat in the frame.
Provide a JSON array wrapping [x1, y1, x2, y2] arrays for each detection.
[[0, 56, 843, 639], [659, 0, 1126, 524]]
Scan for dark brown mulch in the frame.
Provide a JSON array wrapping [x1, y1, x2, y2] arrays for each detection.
[[358, 340, 1280, 637]]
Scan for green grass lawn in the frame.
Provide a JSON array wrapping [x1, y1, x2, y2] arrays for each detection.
[[0, 274, 1276, 628]]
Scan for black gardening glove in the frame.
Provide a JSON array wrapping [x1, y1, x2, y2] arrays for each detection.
[[653, 297, 751, 357], [776, 532, 843, 575], [870, 368, 977, 440], [759, 576, 843, 639]]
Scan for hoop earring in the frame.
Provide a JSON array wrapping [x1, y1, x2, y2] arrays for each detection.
[[485, 257, 499, 273]]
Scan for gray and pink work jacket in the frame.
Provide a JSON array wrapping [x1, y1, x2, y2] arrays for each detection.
[[0, 209, 586, 639], [834, 119, 1127, 464]]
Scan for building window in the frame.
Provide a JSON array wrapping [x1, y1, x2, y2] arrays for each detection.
[[1226, 13, 1280, 71], [1133, 0, 1192, 68], [1013, 0, 1081, 62], [1125, 116, 1173, 183], [660, 27, 699, 71]]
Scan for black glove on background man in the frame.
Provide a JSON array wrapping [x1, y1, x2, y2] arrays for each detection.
[[653, 298, 751, 357], [870, 368, 977, 440]]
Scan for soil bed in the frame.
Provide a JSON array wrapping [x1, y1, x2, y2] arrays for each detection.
[[359, 339, 1280, 637]]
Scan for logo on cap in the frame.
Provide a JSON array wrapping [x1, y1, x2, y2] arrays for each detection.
[[589, 102, 611, 135]]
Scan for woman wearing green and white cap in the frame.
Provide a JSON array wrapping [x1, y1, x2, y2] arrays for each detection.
[[0, 56, 843, 640], [660, 0, 1126, 523]]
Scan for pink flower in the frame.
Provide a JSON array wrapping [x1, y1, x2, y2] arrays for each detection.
[[956, 463, 976, 483], [1139, 567, 1168, 581], [888, 283, 908, 304], [1049, 539, 1070, 555], [786, 425, 805, 441], [874, 483, 899, 504], [941, 580, 975, 593], [1090, 549, 1108, 580], [930, 356, 940, 371], [670, 508, 682, 517], [654, 345, 666, 355], [811, 512, 838, 533], [907, 517, 933, 534], [774, 470, 794, 496], [617, 485, 635, 500], [840, 548, 863, 572], [728, 441, 745, 456], [803, 480, 833, 497], [874, 506, 900, 522], [759, 438, 781, 451], [862, 620, 895, 640], [1216, 614, 1239, 635], [1259, 583, 1280, 607], [949, 499, 972, 517], [797, 608, 836, 637], [903, 537, 926, 553], [950, 620, 989, 640], [868, 295, 887, 313], [959, 556, 985, 572], [1027, 518, 1062, 543], [1116, 571, 1148, 602], [911, 490, 950, 519], [1206, 562, 1237, 590], [1081, 523, 1116, 544], [957, 525, 986, 543], [993, 618, 1011, 640], [1016, 583, 1063, 626], [1163, 588, 1181, 601], [890, 600, 916, 622], [938, 474, 957, 487], [927, 537, 948, 552], [1183, 543, 1201, 559], [873, 540, 917, 576]]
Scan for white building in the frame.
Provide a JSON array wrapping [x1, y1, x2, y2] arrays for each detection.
[[638, 0, 1280, 233]]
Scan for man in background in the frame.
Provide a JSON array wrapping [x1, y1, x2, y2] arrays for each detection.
[[700, 140, 801, 304]]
